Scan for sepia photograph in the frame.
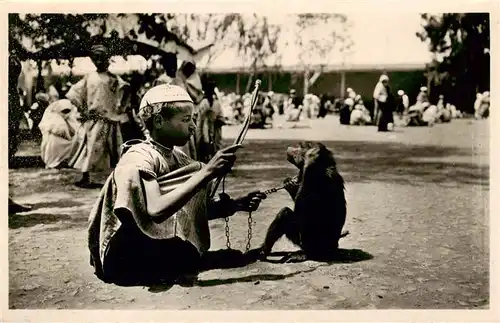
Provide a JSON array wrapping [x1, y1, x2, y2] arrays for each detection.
[[2, 1, 496, 321]]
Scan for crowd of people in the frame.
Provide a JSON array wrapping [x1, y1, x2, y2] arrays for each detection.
[[339, 74, 490, 132], [205, 73, 490, 134], [11, 50, 492, 186], [205, 88, 334, 130]]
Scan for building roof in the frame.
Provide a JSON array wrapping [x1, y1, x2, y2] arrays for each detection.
[[202, 62, 426, 74]]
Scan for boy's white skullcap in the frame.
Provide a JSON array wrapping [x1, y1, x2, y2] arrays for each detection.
[[420, 86, 427, 92], [140, 84, 193, 109], [138, 84, 193, 120], [398, 90, 404, 96]]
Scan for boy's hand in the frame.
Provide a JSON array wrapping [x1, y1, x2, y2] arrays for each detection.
[[203, 144, 242, 180], [234, 191, 267, 213]]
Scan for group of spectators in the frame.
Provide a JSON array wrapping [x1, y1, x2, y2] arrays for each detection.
[[10, 43, 225, 194]]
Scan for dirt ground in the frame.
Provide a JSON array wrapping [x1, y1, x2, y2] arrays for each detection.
[[7, 115, 489, 310]]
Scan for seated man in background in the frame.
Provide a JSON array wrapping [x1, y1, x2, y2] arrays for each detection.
[[350, 98, 372, 126]]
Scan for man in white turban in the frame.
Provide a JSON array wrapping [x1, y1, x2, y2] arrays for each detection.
[[396, 90, 409, 116], [373, 74, 394, 131], [416, 86, 429, 104], [347, 87, 357, 100]]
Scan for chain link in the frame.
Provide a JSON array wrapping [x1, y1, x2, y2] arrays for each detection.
[[221, 176, 232, 250], [262, 186, 284, 196], [221, 176, 287, 252], [245, 212, 253, 253], [224, 216, 231, 250]]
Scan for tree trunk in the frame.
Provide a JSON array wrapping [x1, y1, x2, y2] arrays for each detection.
[[69, 58, 74, 77], [236, 73, 240, 95], [340, 71, 346, 99], [427, 77, 432, 98], [245, 72, 254, 93], [36, 60, 45, 94], [303, 69, 310, 95]]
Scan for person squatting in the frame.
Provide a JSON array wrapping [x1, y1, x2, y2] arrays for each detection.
[[87, 84, 266, 286]]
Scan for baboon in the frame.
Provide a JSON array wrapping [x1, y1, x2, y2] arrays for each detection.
[[252, 141, 348, 263]]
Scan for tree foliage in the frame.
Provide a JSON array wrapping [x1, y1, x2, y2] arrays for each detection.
[[417, 13, 490, 112], [131, 13, 282, 91], [10, 13, 353, 95], [131, 14, 281, 64], [293, 14, 353, 68], [9, 13, 108, 53]]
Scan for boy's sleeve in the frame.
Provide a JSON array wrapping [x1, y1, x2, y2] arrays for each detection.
[[112, 144, 160, 219], [114, 144, 159, 180]]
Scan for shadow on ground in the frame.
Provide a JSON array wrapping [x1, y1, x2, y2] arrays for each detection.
[[9, 156, 45, 169], [8, 197, 88, 229], [8, 213, 87, 229], [193, 247, 374, 287], [119, 247, 373, 292], [25, 200, 84, 209], [225, 139, 488, 187], [195, 266, 320, 288], [266, 248, 374, 264]]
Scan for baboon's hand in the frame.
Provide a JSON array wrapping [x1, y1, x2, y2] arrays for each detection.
[[283, 176, 300, 198]]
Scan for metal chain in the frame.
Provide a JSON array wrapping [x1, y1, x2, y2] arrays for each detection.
[[224, 216, 231, 250], [262, 176, 299, 196], [221, 176, 232, 250], [222, 176, 290, 252], [262, 186, 284, 196], [245, 211, 253, 253]]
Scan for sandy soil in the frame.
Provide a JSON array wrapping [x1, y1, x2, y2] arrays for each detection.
[[7, 115, 489, 310]]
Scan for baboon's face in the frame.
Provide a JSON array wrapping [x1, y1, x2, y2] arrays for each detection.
[[286, 141, 329, 169]]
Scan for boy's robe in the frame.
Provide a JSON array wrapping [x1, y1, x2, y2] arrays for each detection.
[[88, 140, 214, 281]]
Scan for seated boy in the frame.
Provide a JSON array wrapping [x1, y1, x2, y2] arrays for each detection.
[[88, 84, 266, 286]]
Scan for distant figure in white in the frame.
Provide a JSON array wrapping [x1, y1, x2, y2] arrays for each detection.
[[396, 90, 410, 117], [285, 89, 303, 122], [474, 91, 490, 119], [349, 96, 372, 126], [303, 93, 320, 119], [373, 74, 394, 131], [38, 99, 81, 169], [263, 91, 277, 123], [346, 87, 357, 100], [408, 87, 433, 126], [449, 103, 463, 119], [436, 95, 451, 123]]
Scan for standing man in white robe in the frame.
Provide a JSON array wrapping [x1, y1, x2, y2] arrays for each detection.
[[66, 44, 133, 188]]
